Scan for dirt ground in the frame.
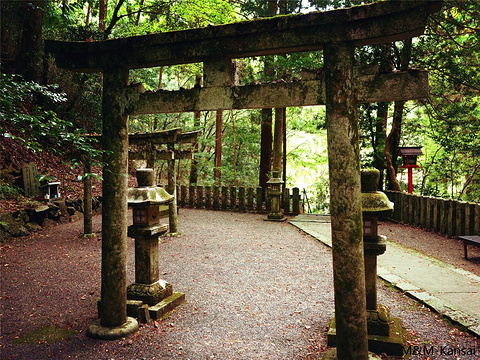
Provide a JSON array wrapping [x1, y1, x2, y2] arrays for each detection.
[[1, 209, 479, 360]]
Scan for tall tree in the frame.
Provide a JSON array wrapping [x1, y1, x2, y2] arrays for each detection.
[[259, 0, 277, 189], [214, 110, 223, 185], [1, 1, 45, 82]]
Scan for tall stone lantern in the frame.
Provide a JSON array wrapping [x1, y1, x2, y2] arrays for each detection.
[[127, 168, 184, 320], [361, 169, 406, 356], [265, 171, 286, 222]]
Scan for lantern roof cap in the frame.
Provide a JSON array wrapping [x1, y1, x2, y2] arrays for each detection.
[[362, 191, 394, 215], [398, 146, 423, 156], [127, 187, 173, 206], [267, 171, 284, 185]]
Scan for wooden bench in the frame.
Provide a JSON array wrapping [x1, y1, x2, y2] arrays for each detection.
[[458, 235, 480, 260]]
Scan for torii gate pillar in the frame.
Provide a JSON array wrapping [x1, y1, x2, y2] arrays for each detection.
[[86, 67, 139, 339], [324, 42, 369, 359]]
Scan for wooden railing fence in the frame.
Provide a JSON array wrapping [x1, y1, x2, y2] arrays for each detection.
[[385, 191, 480, 238], [165, 184, 303, 215]]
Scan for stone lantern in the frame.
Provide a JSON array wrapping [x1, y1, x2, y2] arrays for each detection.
[[361, 169, 405, 356], [127, 168, 184, 320], [265, 171, 286, 222]]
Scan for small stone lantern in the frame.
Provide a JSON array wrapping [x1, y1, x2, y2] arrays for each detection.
[[126, 169, 184, 319], [398, 146, 423, 194], [265, 171, 286, 222], [361, 169, 406, 355]]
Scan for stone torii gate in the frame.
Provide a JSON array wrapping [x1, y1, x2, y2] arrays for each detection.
[[46, 1, 441, 357]]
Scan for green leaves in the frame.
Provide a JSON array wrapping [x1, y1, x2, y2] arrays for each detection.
[[0, 73, 102, 165]]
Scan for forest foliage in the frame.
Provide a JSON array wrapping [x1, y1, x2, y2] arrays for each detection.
[[1, 0, 479, 211]]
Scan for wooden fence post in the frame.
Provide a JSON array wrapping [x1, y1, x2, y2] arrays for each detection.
[[221, 186, 228, 211], [292, 187, 300, 214], [415, 195, 421, 227], [419, 195, 426, 228], [189, 185, 195, 208], [247, 187, 254, 211], [426, 197, 432, 230], [196, 185, 203, 209], [205, 186, 212, 210], [432, 197, 439, 233], [180, 185, 187, 207], [256, 187, 263, 212], [475, 204, 480, 235], [265, 188, 271, 212], [465, 202, 475, 235], [387, 191, 394, 221], [399, 193, 409, 223], [239, 187, 245, 212], [213, 186, 220, 210], [230, 186, 237, 211], [283, 187, 290, 214], [447, 200, 455, 237], [456, 202, 466, 236], [440, 199, 448, 235]]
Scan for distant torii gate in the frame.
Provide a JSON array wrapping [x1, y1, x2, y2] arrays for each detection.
[[46, 1, 441, 357], [128, 128, 200, 234]]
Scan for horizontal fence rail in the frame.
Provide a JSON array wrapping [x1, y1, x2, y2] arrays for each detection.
[[166, 184, 303, 215], [385, 191, 480, 238]]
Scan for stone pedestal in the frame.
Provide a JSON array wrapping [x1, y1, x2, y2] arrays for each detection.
[[327, 315, 407, 357], [126, 223, 185, 319], [364, 235, 389, 336]]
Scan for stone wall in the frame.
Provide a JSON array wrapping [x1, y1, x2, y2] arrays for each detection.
[[0, 197, 102, 238]]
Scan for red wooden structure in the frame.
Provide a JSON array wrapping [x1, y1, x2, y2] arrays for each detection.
[[398, 146, 423, 194]]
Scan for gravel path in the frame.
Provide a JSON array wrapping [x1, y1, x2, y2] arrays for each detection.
[[1, 209, 479, 359]]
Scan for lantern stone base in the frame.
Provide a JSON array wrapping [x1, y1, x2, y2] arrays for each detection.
[[265, 212, 286, 222], [128, 291, 186, 320], [127, 279, 172, 306], [366, 304, 391, 336], [86, 317, 139, 340], [322, 348, 382, 360], [327, 312, 407, 356]]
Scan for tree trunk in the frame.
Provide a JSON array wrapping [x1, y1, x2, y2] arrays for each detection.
[[86, 3, 91, 26], [83, 161, 93, 235], [375, 102, 388, 190], [214, 110, 222, 185], [258, 1, 277, 189], [385, 101, 404, 191], [282, 107, 287, 189], [273, 108, 284, 173], [385, 39, 412, 191], [99, 0, 107, 32], [135, 0, 144, 26], [167, 143, 178, 234], [259, 108, 273, 188], [190, 74, 202, 185], [17, 1, 44, 82]]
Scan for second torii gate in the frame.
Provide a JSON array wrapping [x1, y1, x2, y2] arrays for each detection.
[[46, 1, 441, 358], [128, 128, 200, 234]]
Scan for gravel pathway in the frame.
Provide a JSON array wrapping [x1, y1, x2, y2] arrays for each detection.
[[1, 209, 479, 359]]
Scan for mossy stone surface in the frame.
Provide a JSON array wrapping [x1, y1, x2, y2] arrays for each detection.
[[12, 325, 77, 345]]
